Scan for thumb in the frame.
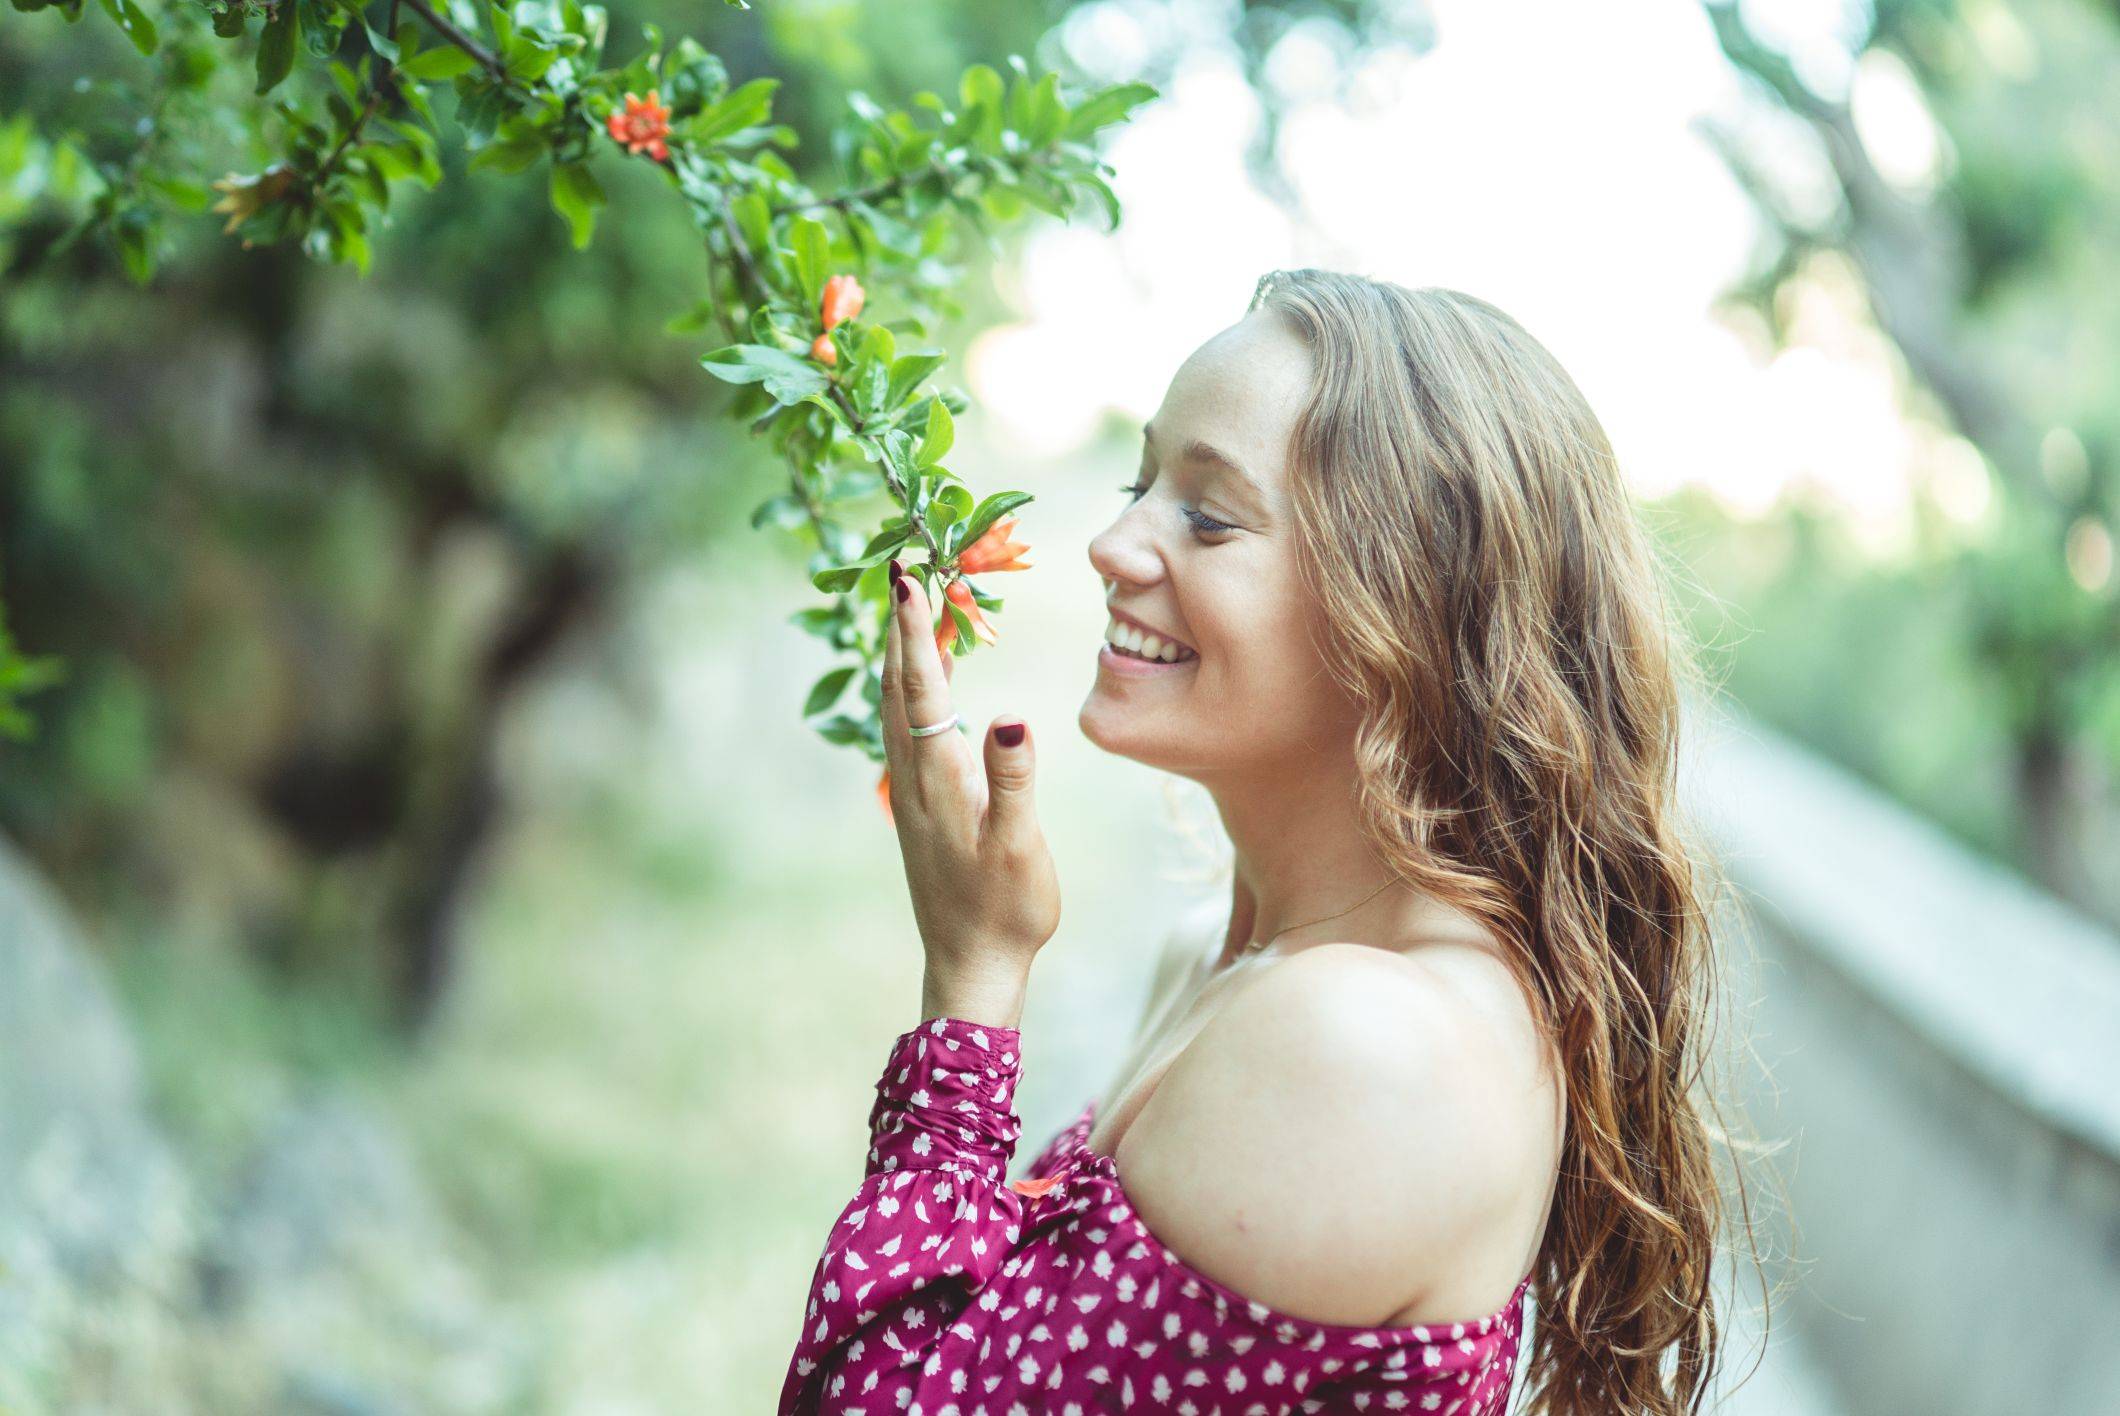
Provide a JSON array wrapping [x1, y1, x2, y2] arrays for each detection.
[[983, 717, 1037, 832]]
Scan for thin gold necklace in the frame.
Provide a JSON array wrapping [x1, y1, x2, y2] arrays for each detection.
[[1239, 875, 1401, 956]]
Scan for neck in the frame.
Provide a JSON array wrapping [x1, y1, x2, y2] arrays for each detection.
[[1204, 749, 1408, 966]]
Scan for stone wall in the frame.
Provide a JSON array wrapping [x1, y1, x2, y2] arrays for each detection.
[[1681, 701, 2120, 1415]]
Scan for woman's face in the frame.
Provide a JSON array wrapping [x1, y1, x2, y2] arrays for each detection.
[[1081, 311, 1360, 782]]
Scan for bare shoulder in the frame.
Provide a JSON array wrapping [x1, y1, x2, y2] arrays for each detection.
[[1111, 942, 1534, 1327]]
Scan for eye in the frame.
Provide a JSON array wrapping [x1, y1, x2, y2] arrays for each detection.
[[1116, 482, 1236, 540]]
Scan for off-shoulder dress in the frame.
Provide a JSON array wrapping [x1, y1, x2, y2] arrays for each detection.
[[778, 1015, 1533, 1416]]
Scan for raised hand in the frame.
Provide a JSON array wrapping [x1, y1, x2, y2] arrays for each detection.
[[881, 560, 1061, 1026]]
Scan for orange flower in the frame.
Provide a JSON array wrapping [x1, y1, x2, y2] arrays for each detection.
[[958, 516, 1031, 575], [1008, 1173, 1063, 1199], [811, 330, 837, 365], [606, 90, 671, 161], [934, 578, 997, 656], [877, 764, 894, 827], [820, 273, 865, 331]]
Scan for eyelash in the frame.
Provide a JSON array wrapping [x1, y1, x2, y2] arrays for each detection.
[[1117, 481, 1236, 537]]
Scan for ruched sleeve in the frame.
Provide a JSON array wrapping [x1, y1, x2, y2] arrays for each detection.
[[777, 1016, 1034, 1416], [776, 1014, 1531, 1416]]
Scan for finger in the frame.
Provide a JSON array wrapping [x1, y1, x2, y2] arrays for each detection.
[[982, 716, 1037, 847], [881, 565, 905, 781], [895, 570, 957, 749]]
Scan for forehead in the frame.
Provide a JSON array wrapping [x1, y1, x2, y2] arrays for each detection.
[[1145, 312, 1312, 494]]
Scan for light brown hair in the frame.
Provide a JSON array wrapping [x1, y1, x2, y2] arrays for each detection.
[[1246, 269, 1778, 1414]]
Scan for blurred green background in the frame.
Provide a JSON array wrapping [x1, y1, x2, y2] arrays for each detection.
[[2, 0, 2116, 1410]]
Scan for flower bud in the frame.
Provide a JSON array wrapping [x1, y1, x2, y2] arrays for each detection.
[[820, 273, 865, 331]]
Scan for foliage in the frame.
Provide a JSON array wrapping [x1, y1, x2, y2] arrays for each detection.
[[0, 0, 1153, 1019], [1699, 0, 2120, 909], [2, 0, 1154, 774], [0, 589, 64, 738]]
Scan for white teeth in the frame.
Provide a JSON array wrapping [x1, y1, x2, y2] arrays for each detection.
[[1104, 616, 1195, 664]]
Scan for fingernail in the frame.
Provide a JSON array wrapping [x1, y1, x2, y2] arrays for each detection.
[[895, 576, 910, 603], [995, 722, 1025, 748], [889, 558, 902, 581]]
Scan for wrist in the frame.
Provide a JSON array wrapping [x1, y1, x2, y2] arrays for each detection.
[[920, 965, 1029, 1030]]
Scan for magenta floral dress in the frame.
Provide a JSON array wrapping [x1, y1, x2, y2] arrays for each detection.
[[778, 1016, 1533, 1415]]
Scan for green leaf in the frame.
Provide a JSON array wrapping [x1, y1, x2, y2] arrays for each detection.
[[858, 521, 912, 559], [143, 172, 211, 211], [255, 0, 300, 94], [501, 31, 559, 82], [548, 160, 603, 249], [857, 322, 895, 368], [945, 601, 975, 655], [812, 713, 867, 745], [857, 355, 887, 419], [469, 132, 547, 174], [797, 389, 853, 432], [926, 482, 973, 532], [803, 665, 857, 717], [96, 0, 155, 55], [1076, 171, 1120, 231], [684, 75, 779, 145], [1024, 71, 1063, 146], [885, 352, 944, 410], [957, 490, 1033, 549], [915, 398, 953, 468], [399, 45, 479, 80], [299, 0, 345, 59], [959, 63, 1004, 145], [789, 214, 829, 309], [981, 184, 1025, 222], [700, 343, 830, 405], [379, 119, 442, 185], [748, 492, 808, 530], [810, 566, 864, 594], [808, 527, 910, 593], [730, 188, 771, 255], [361, 16, 399, 61], [1063, 81, 1157, 141]]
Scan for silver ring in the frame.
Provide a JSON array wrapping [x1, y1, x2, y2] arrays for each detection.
[[907, 712, 960, 738]]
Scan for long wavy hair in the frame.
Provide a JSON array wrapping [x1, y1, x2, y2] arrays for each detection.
[[1232, 269, 1776, 1414]]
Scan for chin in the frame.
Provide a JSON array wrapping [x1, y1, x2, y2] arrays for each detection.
[[1077, 694, 1144, 760], [1077, 695, 1192, 776]]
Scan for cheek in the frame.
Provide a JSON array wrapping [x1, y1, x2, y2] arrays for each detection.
[[1199, 587, 1323, 690]]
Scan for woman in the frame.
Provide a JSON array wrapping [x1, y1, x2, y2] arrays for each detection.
[[779, 270, 1755, 1415]]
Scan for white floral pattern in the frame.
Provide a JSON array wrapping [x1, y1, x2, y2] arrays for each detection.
[[779, 1016, 1530, 1415]]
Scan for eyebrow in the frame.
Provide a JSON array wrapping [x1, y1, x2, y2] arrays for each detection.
[[1141, 421, 1269, 507]]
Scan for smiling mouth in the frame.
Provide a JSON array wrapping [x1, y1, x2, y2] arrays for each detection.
[[1103, 616, 1198, 664]]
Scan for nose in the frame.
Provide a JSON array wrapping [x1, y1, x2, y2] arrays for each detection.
[[1087, 503, 1163, 593]]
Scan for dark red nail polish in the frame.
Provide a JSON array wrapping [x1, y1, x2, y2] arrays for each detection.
[[996, 722, 1025, 747], [889, 558, 902, 581], [895, 576, 910, 603]]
